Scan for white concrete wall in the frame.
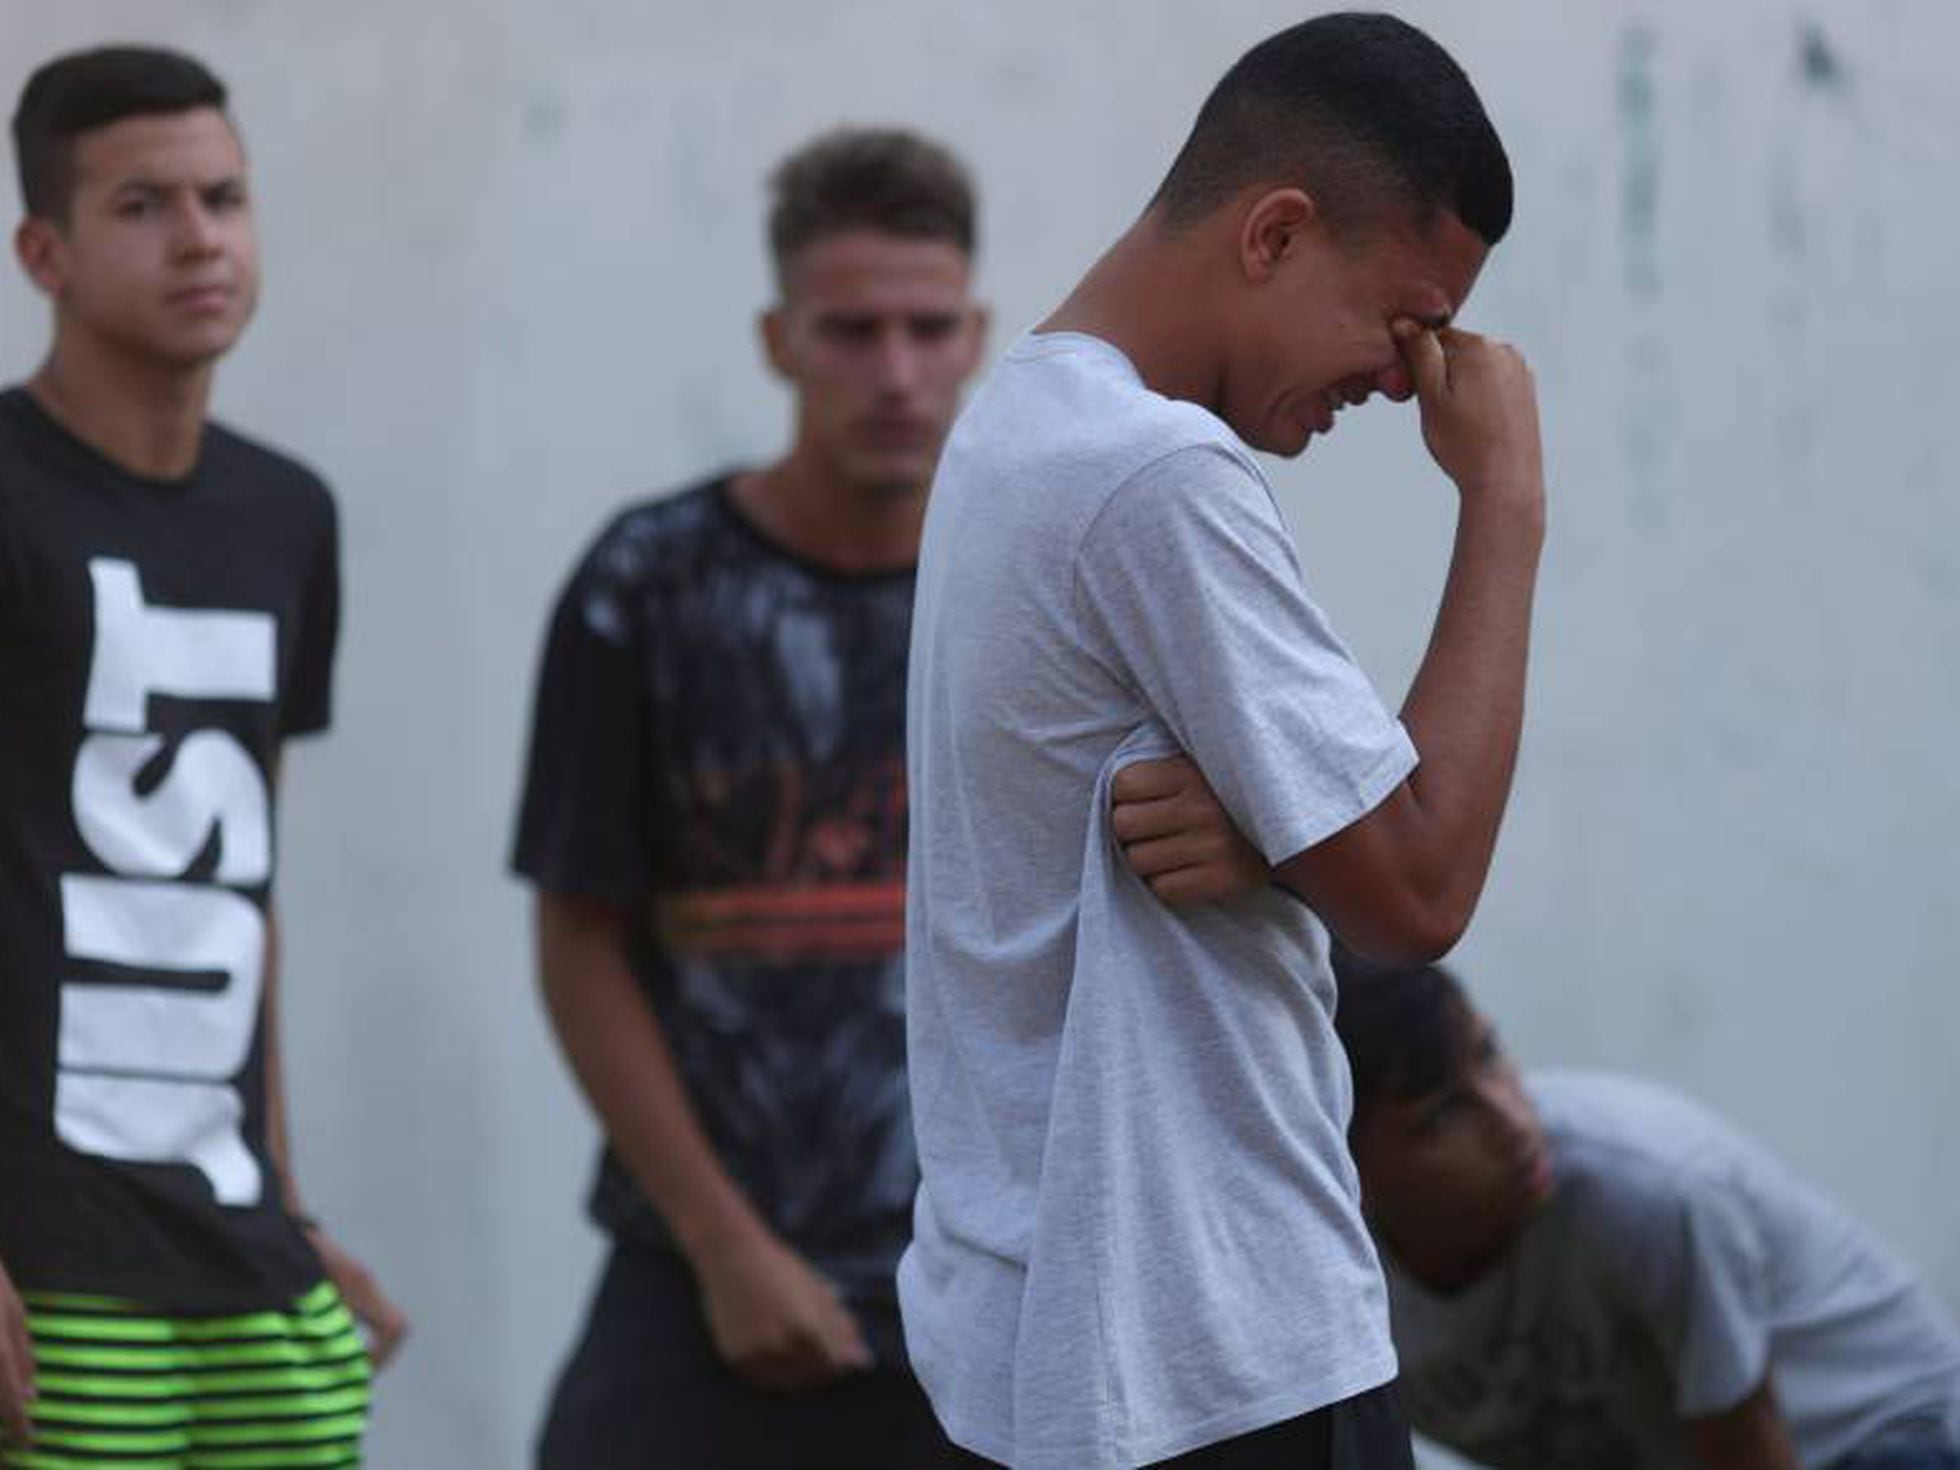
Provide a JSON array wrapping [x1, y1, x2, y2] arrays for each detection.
[[2, 3, 1954, 1464]]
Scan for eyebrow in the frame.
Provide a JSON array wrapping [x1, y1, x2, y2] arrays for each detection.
[[108, 173, 245, 194], [813, 308, 962, 326]]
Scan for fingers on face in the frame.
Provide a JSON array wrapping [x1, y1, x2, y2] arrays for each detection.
[[1436, 333, 1535, 402], [1396, 323, 1449, 397]]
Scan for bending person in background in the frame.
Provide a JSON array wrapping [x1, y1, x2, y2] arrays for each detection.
[[511, 128, 987, 1468], [0, 46, 405, 1466], [1333, 950, 1960, 1470]]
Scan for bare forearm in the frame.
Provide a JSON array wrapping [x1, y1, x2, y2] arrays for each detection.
[[539, 898, 872, 1384], [1275, 326, 1544, 961], [537, 898, 765, 1268], [1277, 500, 1539, 960], [1393, 494, 1543, 922]]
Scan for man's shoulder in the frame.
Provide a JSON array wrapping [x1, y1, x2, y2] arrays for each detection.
[[0, 387, 72, 497], [598, 475, 724, 536], [1532, 1071, 1761, 1238], [962, 336, 1252, 496], [0, 385, 38, 461], [199, 419, 337, 519], [573, 475, 730, 586]]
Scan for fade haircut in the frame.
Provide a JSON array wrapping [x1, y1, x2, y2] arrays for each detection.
[[767, 127, 975, 286], [13, 46, 229, 220], [1152, 13, 1513, 246], [1331, 943, 1475, 1132]]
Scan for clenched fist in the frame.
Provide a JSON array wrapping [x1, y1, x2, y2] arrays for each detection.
[[1395, 319, 1543, 516]]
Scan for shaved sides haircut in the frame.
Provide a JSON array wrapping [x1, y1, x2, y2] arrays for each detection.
[[1153, 12, 1513, 245]]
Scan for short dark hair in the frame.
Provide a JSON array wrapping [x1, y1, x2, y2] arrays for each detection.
[[767, 127, 975, 282], [12, 45, 228, 219], [1153, 13, 1512, 246], [1332, 943, 1473, 1129]]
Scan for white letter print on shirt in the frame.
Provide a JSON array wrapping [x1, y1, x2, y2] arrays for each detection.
[[58, 558, 276, 1205]]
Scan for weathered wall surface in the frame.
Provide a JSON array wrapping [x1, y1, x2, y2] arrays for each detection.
[[3, 3, 1954, 1462]]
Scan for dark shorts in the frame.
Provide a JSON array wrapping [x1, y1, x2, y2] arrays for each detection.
[[536, 1240, 965, 1470], [1832, 1440, 1960, 1470], [946, 1380, 1415, 1469]]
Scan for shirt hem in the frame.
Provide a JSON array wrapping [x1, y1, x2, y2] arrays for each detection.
[[1263, 732, 1418, 868]]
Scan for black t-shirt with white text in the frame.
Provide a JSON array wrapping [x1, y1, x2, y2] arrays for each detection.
[[0, 387, 336, 1311], [512, 479, 916, 1359]]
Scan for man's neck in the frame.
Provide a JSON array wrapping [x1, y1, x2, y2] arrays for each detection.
[[28, 334, 213, 481], [1039, 216, 1227, 413], [729, 450, 925, 574], [1377, 1218, 1520, 1297]]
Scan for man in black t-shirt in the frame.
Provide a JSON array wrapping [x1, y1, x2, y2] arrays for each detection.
[[0, 47, 403, 1462], [512, 130, 988, 1466]]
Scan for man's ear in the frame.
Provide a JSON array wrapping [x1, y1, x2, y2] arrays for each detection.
[[1238, 187, 1323, 284], [15, 216, 66, 298], [759, 304, 793, 380]]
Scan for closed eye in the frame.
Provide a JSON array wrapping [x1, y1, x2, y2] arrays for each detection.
[[113, 187, 165, 218]]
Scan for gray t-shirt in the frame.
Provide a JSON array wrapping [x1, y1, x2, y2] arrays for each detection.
[[1389, 1071, 1960, 1469], [902, 332, 1416, 1468]]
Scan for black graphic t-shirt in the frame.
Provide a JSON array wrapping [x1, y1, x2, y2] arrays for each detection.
[[0, 387, 336, 1312], [512, 479, 916, 1355]]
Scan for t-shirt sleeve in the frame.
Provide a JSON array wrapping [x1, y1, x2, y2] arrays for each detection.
[[509, 541, 655, 903], [1612, 1163, 1774, 1418], [281, 488, 339, 737], [1072, 442, 1416, 865]]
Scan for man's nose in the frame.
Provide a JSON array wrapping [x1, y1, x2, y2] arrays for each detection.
[[172, 197, 223, 256], [874, 332, 922, 394], [1478, 1080, 1534, 1151]]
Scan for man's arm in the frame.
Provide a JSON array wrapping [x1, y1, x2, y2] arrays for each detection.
[[535, 892, 870, 1392], [262, 905, 409, 1366], [1275, 323, 1544, 962], [1689, 1379, 1801, 1470], [0, 1256, 32, 1446]]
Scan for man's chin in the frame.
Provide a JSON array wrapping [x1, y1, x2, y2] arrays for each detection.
[[1243, 420, 1317, 458], [843, 455, 935, 498], [142, 329, 243, 371], [155, 308, 252, 365]]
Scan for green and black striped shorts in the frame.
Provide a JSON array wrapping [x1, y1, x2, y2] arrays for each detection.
[[2, 1279, 371, 1469]]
